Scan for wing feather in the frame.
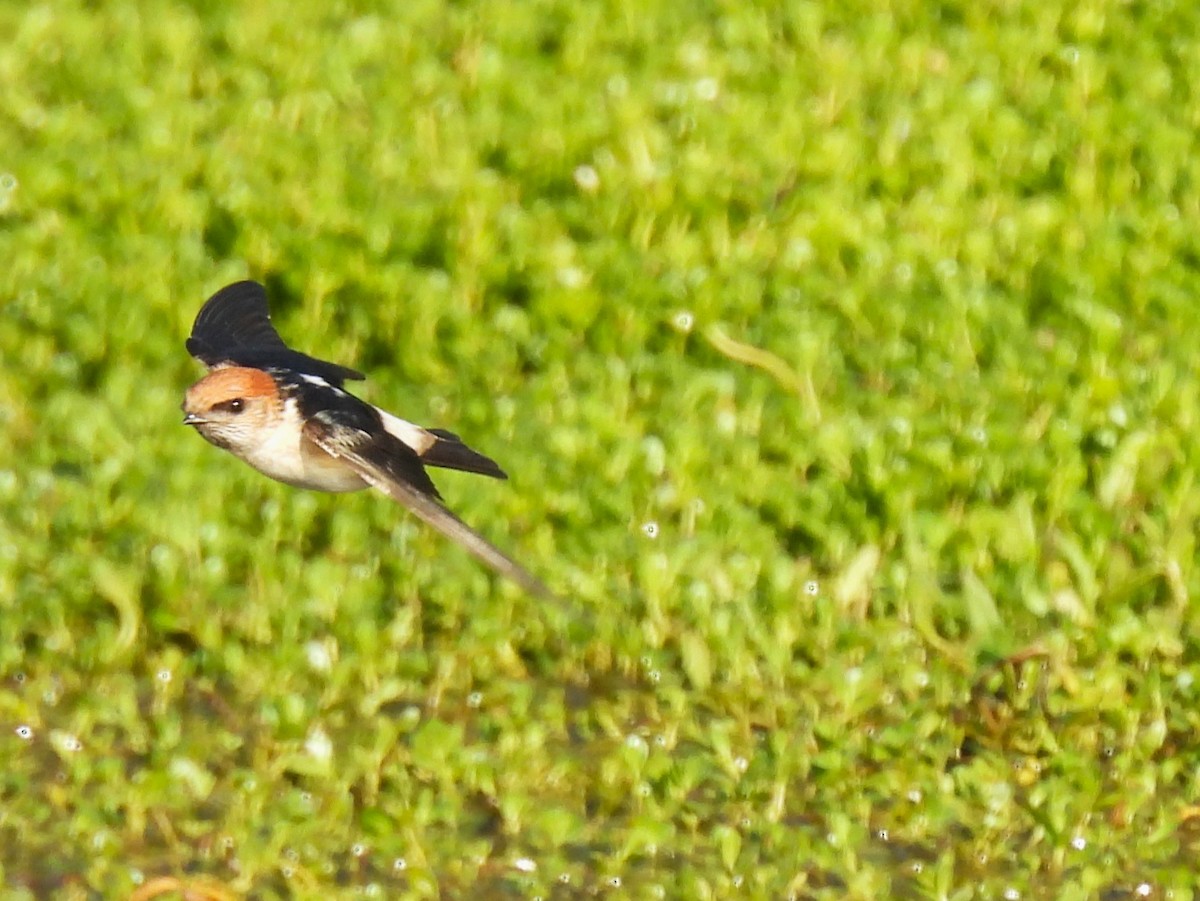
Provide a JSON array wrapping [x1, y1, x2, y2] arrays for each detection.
[[303, 415, 549, 598], [187, 281, 288, 361], [187, 280, 365, 385]]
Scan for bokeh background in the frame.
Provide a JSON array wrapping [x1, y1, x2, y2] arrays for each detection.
[[3, 1, 1200, 898]]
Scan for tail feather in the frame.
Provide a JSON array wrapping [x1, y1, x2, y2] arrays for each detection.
[[421, 429, 508, 479]]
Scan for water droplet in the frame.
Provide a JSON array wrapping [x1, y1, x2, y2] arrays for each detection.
[[15, 725, 32, 740], [672, 310, 695, 333], [734, 755, 749, 773], [557, 873, 570, 884], [61, 734, 82, 752], [804, 580, 819, 596], [1135, 884, 1152, 898], [130, 869, 144, 885], [907, 788, 922, 803], [281, 865, 294, 878], [392, 858, 407, 871], [514, 857, 536, 873], [607, 876, 622, 887], [467, 691, 483, 708], [351, 842, 367, 857], [1004, 889, 1021, 901], [149, 544, 176, 571], [642, 521, 659, 539], [694, 77, 719, 101], [648, 669, 661, 683], [157, 669, 172, 683], [1070, 835, 1086, 851], [877, 828, 889, 841], [305, 641, 333, 673], [306, 726, 333, 762], [910, 862, 922, 874], [0, 173, 17, 192], [785, 237, 814, 267], [573, 165, 600, 193], [13, 672, 25, 684], [557, 265, 586, 289]]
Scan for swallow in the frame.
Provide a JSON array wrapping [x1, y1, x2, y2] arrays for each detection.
[[182, 279, 549, 597]]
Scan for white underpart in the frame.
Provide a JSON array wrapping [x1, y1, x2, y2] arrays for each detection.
[[375, 407, 436, 454], [242, 396, 367, 492]]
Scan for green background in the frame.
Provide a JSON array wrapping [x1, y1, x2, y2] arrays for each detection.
[[2, 0, 1200, 897]]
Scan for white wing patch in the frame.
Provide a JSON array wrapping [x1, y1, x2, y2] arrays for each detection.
[[376, 407, 437, 455]]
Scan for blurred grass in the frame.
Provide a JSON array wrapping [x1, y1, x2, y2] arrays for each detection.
[[3, 0, 1200, 897]]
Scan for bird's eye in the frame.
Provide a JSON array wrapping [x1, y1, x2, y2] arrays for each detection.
[[218, 398, 245, 414]]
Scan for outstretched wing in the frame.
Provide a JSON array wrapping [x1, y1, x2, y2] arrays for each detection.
[[187, 280, 365, 385], [186, 281, 289, 360], [302, 411, 549, 598]]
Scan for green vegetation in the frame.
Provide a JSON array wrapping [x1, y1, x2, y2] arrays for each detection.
[[3, 0, 1200, 897]]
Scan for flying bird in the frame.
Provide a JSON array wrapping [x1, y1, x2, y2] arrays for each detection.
[[182, 279, 549, 597]]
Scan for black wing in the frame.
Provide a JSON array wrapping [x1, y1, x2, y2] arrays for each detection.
[[303, 410, 550, 598], [285, 375, 443, 499], [187, 280, 365, 386]]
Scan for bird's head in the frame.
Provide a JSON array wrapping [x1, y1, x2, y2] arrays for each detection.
[[182, 366, 281, 451]]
